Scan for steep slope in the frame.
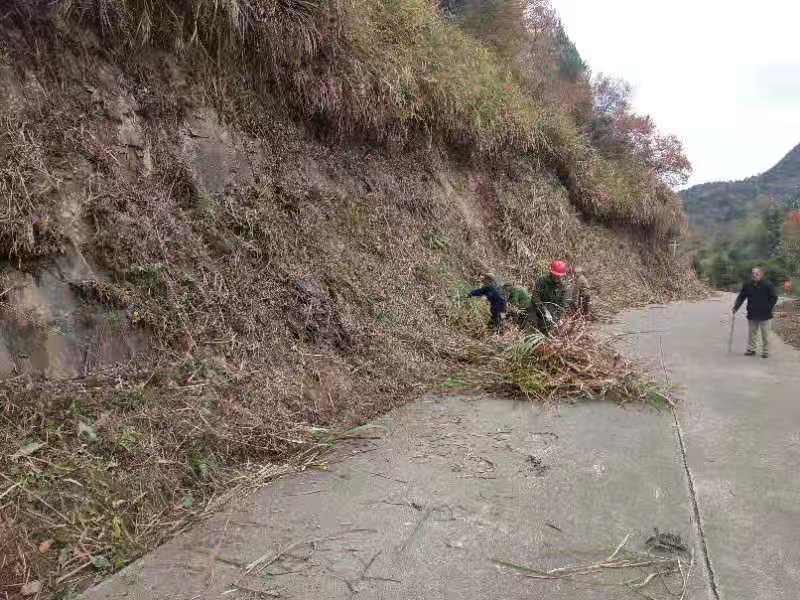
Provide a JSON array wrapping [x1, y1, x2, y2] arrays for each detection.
[[0, 1, 701, 596], [682, 143, 800, 231]]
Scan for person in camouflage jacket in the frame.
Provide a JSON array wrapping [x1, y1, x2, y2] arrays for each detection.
[[527, 260, 573, 334]]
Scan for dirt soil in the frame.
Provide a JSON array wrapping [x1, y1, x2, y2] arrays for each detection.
[[774, 299, 800, 349]]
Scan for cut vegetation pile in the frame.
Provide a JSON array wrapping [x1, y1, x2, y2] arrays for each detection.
[[0, 0, 702, 597], [463, 316, 671, 405]]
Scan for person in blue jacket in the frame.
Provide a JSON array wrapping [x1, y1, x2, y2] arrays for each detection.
[[468, 273, 508, 332]]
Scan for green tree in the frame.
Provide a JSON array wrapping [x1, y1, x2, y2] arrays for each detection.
[[762, 202, 784, 258], [708, 253, 737, 289], [554, 21, 586, 81], [764, 258, 789, 284]]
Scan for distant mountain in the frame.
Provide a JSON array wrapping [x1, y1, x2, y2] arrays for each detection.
[[681, 144, 800, 231]]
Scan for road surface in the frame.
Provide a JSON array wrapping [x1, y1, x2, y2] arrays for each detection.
[[82, 295, 799, 599], [616, 294, 800, 599]]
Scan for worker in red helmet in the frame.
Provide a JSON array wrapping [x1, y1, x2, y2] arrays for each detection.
[[527, 260, 573, 334]]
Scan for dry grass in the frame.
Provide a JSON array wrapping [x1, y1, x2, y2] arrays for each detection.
[[0, 519, 27, 599], [0, 6, 705, 597], [774, 299, 800, 350], [0, 116, 68, 260], [493, 165, 703, 306], [0, 0, 686, 239], [0, 369, 344, 596], [45, 0, 554, 154], [456, 316, 673, 407], [577, 157, 688, 240]]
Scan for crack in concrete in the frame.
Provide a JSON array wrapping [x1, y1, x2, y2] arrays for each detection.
[[658, 334, 721, 599], [672, 408, 722, 600]]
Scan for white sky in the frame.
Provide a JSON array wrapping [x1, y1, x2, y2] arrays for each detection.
[[552, 0, 800, 186]]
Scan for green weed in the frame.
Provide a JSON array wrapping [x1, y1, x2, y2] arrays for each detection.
[[440, 375, 470, 391]]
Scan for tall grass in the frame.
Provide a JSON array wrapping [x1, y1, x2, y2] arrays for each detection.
[[50, 0, 570, 153], [10, 0, 684, 237], [0, 117, 67, 259]]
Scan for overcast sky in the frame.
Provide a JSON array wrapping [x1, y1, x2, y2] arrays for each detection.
[[552, 0, 800, 186]]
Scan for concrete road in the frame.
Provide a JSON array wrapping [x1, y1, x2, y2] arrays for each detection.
[[615, 294, 800, 600], [82, 295, 799, 600]]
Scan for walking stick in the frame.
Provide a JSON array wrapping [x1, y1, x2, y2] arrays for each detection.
[[728, 313, 736, 354]]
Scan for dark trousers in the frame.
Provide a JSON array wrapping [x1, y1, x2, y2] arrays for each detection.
[[490, 311, 506, 331]]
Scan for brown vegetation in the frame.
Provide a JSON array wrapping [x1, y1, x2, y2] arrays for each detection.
[[0, 1, 703, 597], [774, 300, 800, 350], [1, 0, 690, 241]]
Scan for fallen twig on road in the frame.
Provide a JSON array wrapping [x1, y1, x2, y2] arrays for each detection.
[[677, 551, 696, 600], [243, 528, 377, 576], [493, 555, 678, 580], [493, 533, 695, 598], [606, 533, 631, 562]]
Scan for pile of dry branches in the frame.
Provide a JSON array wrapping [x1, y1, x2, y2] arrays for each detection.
[[467, 315, 671, 406]]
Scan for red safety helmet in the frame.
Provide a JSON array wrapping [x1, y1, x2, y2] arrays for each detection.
[[550, 260, 569, 278]]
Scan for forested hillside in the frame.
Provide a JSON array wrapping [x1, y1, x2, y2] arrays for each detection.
[[682, 144, 800, 231], [682, 145, 800, 288]]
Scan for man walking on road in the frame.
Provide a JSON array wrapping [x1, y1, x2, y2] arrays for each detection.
[[732, 267, 778, 358]]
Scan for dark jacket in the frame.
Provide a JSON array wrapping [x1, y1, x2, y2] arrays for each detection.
[[734, 280, 778, 321], [469, 285, 507, 316], [533, 275, 572, 314]]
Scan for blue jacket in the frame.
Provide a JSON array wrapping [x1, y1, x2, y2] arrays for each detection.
[[469, 285, 507, 316]]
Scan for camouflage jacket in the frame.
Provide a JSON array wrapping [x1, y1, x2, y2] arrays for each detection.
[[533, 275, 572, 314], [502, 285, 532, 311]]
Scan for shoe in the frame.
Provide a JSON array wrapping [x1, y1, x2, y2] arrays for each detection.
[[745, 350, 756, 356], [762, 353, 769, 359]]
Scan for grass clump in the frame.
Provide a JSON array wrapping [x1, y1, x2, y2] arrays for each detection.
[[583, 158, 686, 239], [0, 117, 67, 260], [0, 371, 307, 596], [447, 285, 491, 337]]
